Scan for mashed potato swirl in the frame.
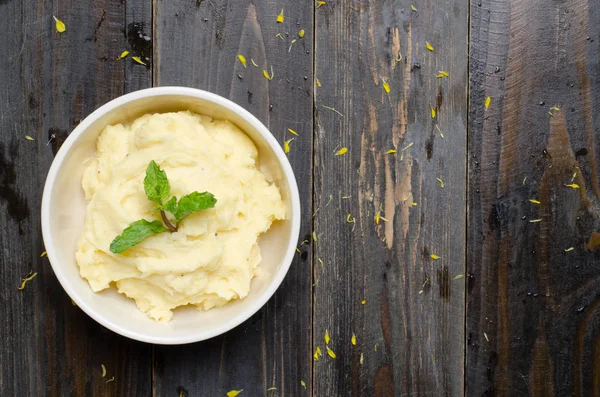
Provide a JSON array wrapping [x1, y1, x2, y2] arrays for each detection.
[[75, 111, 285, 321]]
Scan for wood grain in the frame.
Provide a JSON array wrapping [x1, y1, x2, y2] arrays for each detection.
[[313, 0, 467, 395], [126, 0, 153, 91], [0, 1, 152, 395], [5, 0, 599, 394], [468, 0, 600, 395], [152, 1, 313, 396]]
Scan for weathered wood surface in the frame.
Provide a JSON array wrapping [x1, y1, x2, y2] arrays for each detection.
[[0, 1, 152, 396], [152, 1, 313, 396], [313, 0, 467, 395], [468, 0, 600, 395], [3, 0, 600, 395]]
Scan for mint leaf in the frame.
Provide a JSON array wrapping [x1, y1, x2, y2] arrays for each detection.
[[144, 160, 170, 204], [158, 196, 178, 215], [173, 192, 217, 222], [110, 219, 167, 254]]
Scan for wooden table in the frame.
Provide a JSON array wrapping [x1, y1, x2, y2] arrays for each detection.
[[1, 0, 599, 395]]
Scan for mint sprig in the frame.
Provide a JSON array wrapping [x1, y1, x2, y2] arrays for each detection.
[[109, 161, 217, 254]]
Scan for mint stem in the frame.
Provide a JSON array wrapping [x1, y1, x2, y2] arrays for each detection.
[[160, 210, 177, 232]]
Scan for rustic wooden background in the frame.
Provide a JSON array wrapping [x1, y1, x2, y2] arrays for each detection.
[[0, 0, 598, 396]]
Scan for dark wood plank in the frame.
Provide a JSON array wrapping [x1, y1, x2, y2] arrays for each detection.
[[0, 2, 152, 395], [468, 0, 600, 395], [126, 0, 153, 91], [313, 0, 467, 395], [152, 1, 313, 396]]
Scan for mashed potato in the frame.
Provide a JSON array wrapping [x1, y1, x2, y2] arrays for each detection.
[[75, 111, 285, 321]]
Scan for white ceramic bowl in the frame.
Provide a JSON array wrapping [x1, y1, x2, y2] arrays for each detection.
[[41, 87, 301, 344]]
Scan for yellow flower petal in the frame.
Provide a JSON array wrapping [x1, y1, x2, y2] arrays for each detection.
[[40, 251, 47, 257], [565, 183, 580, 189], [283, 138, 294, 154], [276, 9, 284, 23], [361, 299, 366, 305], [25, 135, 34, 141], [436, 178, 444, 188], [326, 346, 336, 359], [132, 56, 146, 65], [300, 380, 307, 389], [351, 334, 357, 345], [529, 199, 541, 205], [317, 1, 326, 7], [117, 50, 130, 60], [53, 16, 66, 33], [426, 41, 434, 51], [263, 69, 270, 79], [237, 54, 247, 68], [227, 390, 243, 397], [386, 149, 397, 154], [484, 96, 491, 110], [335, 147, 348, 156], [382, 81, 390, 94], [410, 4, 417, 11], [313, 346, 322, 360], [312, 231, 317, 242], [431, 107, 436, 119], [288, 39, 297, 53], [287, 128, 298, 136], [298, 29, 305, 38], [324, 329, 330, 344], [430, 254, 440, 260], [316, 79, 322, 88]]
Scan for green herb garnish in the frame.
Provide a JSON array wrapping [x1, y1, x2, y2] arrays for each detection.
[[161, 191, 218, 223], [109, 160, 216, 254], [110, 220, 166, 254], [144, 159, 171, 205]]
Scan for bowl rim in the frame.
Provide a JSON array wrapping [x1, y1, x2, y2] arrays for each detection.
[[40, 86, 301, 344]]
